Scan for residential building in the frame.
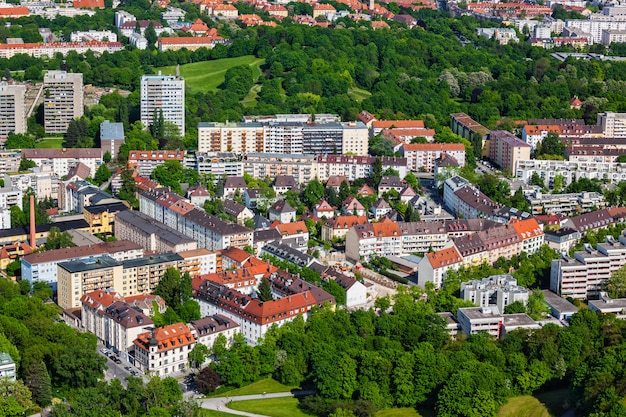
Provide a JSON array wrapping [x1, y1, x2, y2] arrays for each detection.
[[398, 221, 449, 254], [114, 210, 198, 254], [315, 154, 407, 182], [5, 168, 59, 202], [371, 198, 392, 218], [43, 71, 83, 134], [127, 150, 185, 177], [516, 159, 626, 187], [526, 190, 606, 216], [461, 275, 530, 313], [417, 245, 463, 289], [562, 208, 620, 234], [70, 30, 117, 42], [378, 176, 404, 194], [0, 353, 16, 380], [193, 279, 334, 345], [268, 200, 296, 224], [223, 199, 254, 225], [450, 113, 490, 156], [502, 313, 540, 336], [140, 73, 185, 136], [21, 148, 102, 178], [197, 122, 265, 154], [313, 199, 335, 219], [100, 121, 125, 159], [139, 189, 253, 250], [129, 32, 148, 49], [489, 130, 531, 172], [187, 183, 210, 207], [0, 42, 123, 59], [133, 323, 196, 376], [57, 256, 123, 309], [457, 306, 504, 337], [260, 240, 316, 267], [476, 27, 518, 44], [188, 315, 240, 358], [544, 228, 581, 254], [0, 151, 21, 175], [275, 221, 309, 245], [178, 248, 218, 277], [0, 82, 26, 142], [0, 187, 22, 211], [273, 175, 297, 195], [588, 292, 626, 317], [453, 223, 524, 267], [223, 176, 247, 198], [550, 235, 626, 299], [321, 215, 369, 242], [342, 196, 367, 216], [200, 259, 276, 294], [345, 219, 401, 261], [321, 268, 368, 307], [598, 112, 626, 138], [243, 153, 316, 185], [510, 218, 545, 254], [401, 143, 466, 172], [186, 152, 243, 178], [84, 201, 129, 235], [21, 239, 143, 292]]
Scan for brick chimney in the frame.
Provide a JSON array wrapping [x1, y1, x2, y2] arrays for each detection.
[[29, 195, 36, 248]]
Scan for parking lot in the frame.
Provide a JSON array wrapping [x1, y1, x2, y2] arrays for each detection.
[[99, 344, 143, 386]]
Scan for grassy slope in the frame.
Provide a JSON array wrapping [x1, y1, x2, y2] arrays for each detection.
[[157, 55, 265, 94], [35, 138, 64, 148], [499, 389, 570, 417], [228, 397, 313, 417], [376, 408, 423, 417], [208, 378, 299, 398]]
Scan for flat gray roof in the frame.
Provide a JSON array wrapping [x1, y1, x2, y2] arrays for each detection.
[[542, 290, 578, 314]]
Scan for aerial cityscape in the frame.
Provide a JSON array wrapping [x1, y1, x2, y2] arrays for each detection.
[[1, 0, 626, 415]]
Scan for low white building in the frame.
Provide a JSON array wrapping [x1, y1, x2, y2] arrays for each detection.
[[0, 353, 16, 380], [457, 306, 504, 338], [70, 30, 118, 42], [461, 275, 530, 313], [129, 32, 148, 50], [188, 315, 240, 363]]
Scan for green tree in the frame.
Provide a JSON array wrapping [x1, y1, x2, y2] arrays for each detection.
[[195, 366, 221, 393], [144, 23, 158, 47], [18, 158, 36, 172], [604, 263, 626, 298], [0, 378, 34, 417], [45, 226, 75, 250], [154, 267, 183, 308], [257, 277, 274, 302], [103, 151, 112, 164], [23, 360, 52, 406], [93, 164, 112, 186], [5, 133, 35, 149], [373, 157, 383, 185], [189, 343, 211, 368]]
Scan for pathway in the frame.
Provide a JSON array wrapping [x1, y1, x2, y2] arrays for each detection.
[[198, 390, 315, 417]]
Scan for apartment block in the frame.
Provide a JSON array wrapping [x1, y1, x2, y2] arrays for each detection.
[[417, 246, 463, 289], [461, 275, 529, 313], [243, 153, 316, 185], [100, 121, 125, 159], [21, 148, 102, 178], [457, 306, 504, 338], [0, 82, 26, 142], [184, 152, 243, 178], [551, 235, 626, 299], [321, 215, 369, 242], [188, 315, 240, 359], [516, 159, 626, 188], [489, 130, 531, 172], [140, 74, 185, 136], [127, 150, 185, 177], [139, 189, 253, 250], [197, 122, 264, 154], [315, 154, 407, 182], [0, 187, 23, 210], [450, 113, 490, 156], [43, 71, 83, 134], [21, 240, 143, 292], [598, 112, 626, 138], [345, 219, 402, 262], [401, 143, 466, 172], [526, 190, 606, 216]]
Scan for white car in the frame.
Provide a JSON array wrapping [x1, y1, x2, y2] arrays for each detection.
[[100, 348, 109, 355]]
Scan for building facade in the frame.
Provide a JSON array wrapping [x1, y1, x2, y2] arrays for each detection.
[[0, 82, 26, 143], [140, 74, 185, 136], [43, 71, 83, 134]]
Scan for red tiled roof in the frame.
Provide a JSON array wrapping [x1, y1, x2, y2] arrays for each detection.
[[0, 7, 29, 16], [426, 246, 462, 269], [276, 221, 308, 236], [510, 218, 543, 240], [402, 143, 465, 152], [134, 322, 195, 353]]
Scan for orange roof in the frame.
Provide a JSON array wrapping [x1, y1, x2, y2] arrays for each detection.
[[189, 18, 209, 32], [315, 199, 335, 212], [73, 0, 104, 8], [159, 36, 221, 45], [81, 289, 123, 310], [510, 218, 543, 240], [402, 143, 465, 152], [0, 7, 29, 16], [372, 220, 400, 238], [325, 215, 369, 229], [373, 120, 425, 129], [201, 263, 276, 286], [371, 21, 390, 28], [276, 221, 309, 236], [134, 322, 195, 353], [523, 125, 562, 135], [357, 184, 375, 196], [314, 3, 336, 10], [128, 150, 184, 161], [221, 247, 252, 264], [343, 196, 365, 211], [426, 246, 463, 269], [214, 3, 237, 9]]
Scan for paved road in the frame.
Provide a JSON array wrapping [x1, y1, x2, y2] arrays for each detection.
[[198, 390, 316, 417]]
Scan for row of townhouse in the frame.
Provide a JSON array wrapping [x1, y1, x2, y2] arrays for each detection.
[[526, 190, 606, 216], [139, 189, 253, 251], [197, 120, 369, 156], [80, 289, 239, 375], [57, 249, 217, 309], [417, 218, 544, 289]]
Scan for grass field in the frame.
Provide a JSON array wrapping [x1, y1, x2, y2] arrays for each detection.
[[228, 397, 313, 417], [200, 410, 238, 417], [35, 138, 64, 148], [376, 408, 423, 417], [348, 86, 372, 102], [157, 56, 265, 94], [208, 378, 299, 398], [498, 389, 570, 417]]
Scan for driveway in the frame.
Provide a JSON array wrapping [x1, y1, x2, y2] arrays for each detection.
[[198, 390, 315, 417]]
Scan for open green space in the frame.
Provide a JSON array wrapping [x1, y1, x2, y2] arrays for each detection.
[[348, 86, 372, 102], [498, 389, 570, 417], [157, 56, 265, 94], [35, 137, 64, 148], [200, 410, 238, 417], [228, 397, 313, 417], [208, 378, 299, 398], [376, 407, 423, 417]]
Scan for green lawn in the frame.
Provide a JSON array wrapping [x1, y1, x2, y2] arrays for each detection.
[[35, 138, 64, 148], [228, 397, 313, 417], [209, 378, 299, 398], [157, 55, 265, 94], [376, 408, 423, 417], [348, 86, 372, 102], [498, 389, 570, 417], [199, 410, 239, 417]]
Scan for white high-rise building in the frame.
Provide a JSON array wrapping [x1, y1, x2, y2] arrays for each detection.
[[140, 73, 185, 136], [598, 112, 626, 138], [0, 82, 26, 143], [43, 71, 83, 134]]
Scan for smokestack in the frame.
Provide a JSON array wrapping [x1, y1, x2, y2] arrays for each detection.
[[29, 195, 36, 248]]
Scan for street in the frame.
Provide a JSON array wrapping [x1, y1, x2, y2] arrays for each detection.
[[98, 342, 142, 387]]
